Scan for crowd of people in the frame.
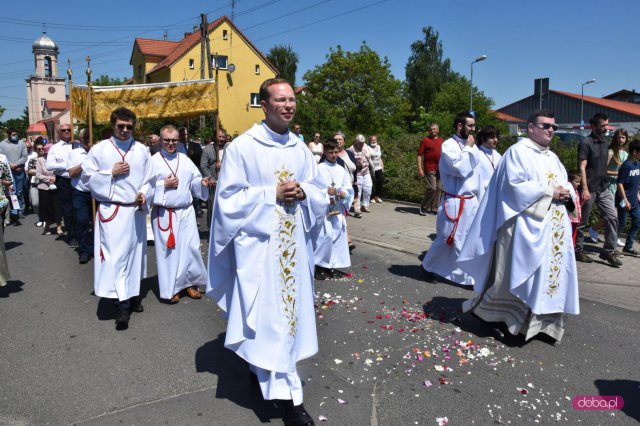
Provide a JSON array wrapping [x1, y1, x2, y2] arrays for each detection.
[[1, 74, 638, 425]]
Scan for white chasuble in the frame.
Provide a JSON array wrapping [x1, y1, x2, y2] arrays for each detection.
[[458, 138, 579, 316], [207, 122, 328, 374], [81, 138, 152, 301], [150, 151, 209, 299], [422, 137, 482, 286], [314, 160, 354, 269]]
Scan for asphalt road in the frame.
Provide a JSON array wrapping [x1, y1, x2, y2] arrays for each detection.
[[0, 214, 638, 425]]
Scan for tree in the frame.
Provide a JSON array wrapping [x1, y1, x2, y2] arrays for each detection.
[[93, 75, 127, 86], [267, 45, 299, 88], [412, 78, 507, 138], [405, 26, 460, 114], [0, 107, 29, 138], [295, 94, 346, 140], [303, 43, 409, 136]]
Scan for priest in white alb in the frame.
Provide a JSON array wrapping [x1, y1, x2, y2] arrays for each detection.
[[458, 110, 579, 342], [313, 138, 354, 280], [206, 78, 327, 426], [81, 107, 152, 330], [422, 112, 482, 286], [150, 125, 212, 304]]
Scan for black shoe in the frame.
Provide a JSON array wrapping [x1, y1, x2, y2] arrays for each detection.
[[67, 238, 79, 248], [418, 208, 427, 216], [622, 248, 638, 256], [314, 267, 327, 281], [115, 310, 130, 330], [78, 253, 90, 264], [283, 400, 314, 426], [599, 251, 623, 267], [353, 212, 362, 218], [348, 243, 356, 253], [575, 251, 594, 263], [130, 297, 144, 313], [329, 269, 347, 278]]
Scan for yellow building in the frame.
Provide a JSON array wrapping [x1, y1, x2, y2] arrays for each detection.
[[129, 16, 278, 135]]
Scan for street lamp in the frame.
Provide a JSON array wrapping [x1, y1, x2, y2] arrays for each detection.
[[580, 78, 596, 130], [469, 54, 487, 116]]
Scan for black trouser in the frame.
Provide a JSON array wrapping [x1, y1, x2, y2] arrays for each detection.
[[56, 177, 74, 238], [72, 189, 93, 256], [371, 169, 384, 198]]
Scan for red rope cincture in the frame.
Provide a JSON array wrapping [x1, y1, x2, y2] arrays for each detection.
[[156, 207, 175, 249], [443, 192, 475, 247], [97, 204, 120, 262]]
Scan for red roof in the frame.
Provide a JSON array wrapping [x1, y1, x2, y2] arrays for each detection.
[[552, 90, 640, 117], [493, 111, 525, 122], [142, 16, 277, 77], [27, 122, 47, 133], [44, 100, 70, 110], [134, 38, 180, 58]]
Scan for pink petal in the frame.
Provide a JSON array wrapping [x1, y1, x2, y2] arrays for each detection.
[[337, 398, 348, 404], [318, 415, 328, 421]]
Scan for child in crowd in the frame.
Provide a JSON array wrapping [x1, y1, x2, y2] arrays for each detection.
[[568, 170, 583, 247], [616, 139, 640, 255], [314, 138, 354, 280]]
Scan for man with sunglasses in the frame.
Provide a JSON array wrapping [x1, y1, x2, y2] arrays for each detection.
[[0, 128, 28, 225], [575, 113, 622, 266], [458, 109, 579, 342], [81, 107, 151, 330], [422, 112, 482, 286], [46, 124, 77, 246]]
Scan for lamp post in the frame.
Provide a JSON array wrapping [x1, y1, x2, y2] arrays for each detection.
[[469, 54, 487, 116], [580, 78, 596, 130]]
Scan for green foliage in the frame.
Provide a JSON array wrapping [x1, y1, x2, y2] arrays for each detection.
[[295, 95, 346, 139], [267, 44, 299, 88], [405, 26, 460, 115], [378, 132, 424, 203], [302, 43, 409, 136], [0, 107, 29, 139], [93, 75, 127, 86]]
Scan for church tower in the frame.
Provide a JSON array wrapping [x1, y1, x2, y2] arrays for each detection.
[[26, 31, 67, 125]]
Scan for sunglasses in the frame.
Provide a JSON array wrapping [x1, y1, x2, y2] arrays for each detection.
[[117, 124, 135, 130], [534, 123, 558, 131], [59, 128, 71, 132]]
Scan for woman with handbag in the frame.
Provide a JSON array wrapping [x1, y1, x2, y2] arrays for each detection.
[[35, 144, 63, 236]]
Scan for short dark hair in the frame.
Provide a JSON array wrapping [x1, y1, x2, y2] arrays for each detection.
[[7, 128, 17, 135], [259, 78, 291, 102], [477, 125, 500, 144], [527, 109, 555, 125], [567, 170, 581, 182], [590, 113, 608, 126], [110, 107, 137, 126], [628, 139, 640, 154], [322, 138, 339, 151], [33, 137, 44, 147], [453, 112, 474, 129]]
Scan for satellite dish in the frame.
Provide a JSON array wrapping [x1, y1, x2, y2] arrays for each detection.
[[228, 63, 236, 73]]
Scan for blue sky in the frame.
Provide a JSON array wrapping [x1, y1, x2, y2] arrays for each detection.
[[1, 0, 638, 121]]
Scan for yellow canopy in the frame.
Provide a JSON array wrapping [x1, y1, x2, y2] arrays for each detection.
[[71, 79, 217, 124]]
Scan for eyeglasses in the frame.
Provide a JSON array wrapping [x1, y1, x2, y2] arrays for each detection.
[[162, 138, 179, 143], [59, 128, 71, 133], [117, 124, 135, 130], [534, 123, 558, 131]]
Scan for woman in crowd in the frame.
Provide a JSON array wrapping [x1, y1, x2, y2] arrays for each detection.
[[27, 137, 43, 227], [0, 151, 12, 230], [0, 152, 11, 285], [333, 131, 357, 251], [368, 135, 384, 203], [348, 134, 373, 214], [588, 129, 628, 246], [307, 132, 323, 163], [35, 144, 63, 236]]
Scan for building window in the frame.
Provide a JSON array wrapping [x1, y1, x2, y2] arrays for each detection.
[[250, 93, 260, 107], [189, 59, 195, 69], [222, 30, 228, 40], [44, 56, 52, 78], [255, 64, 260, 75], [41, 98, 46, 107], [212, 55, 228, 70]]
